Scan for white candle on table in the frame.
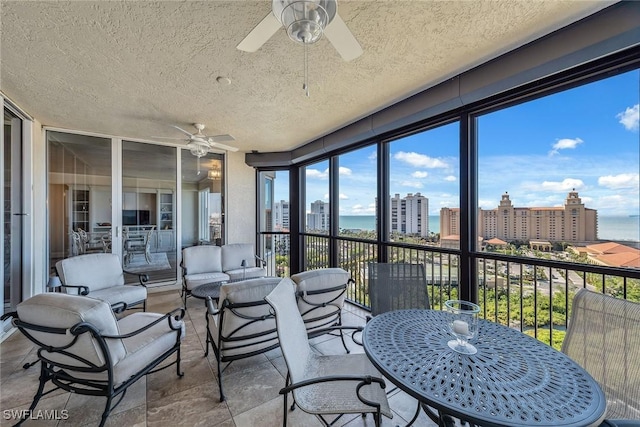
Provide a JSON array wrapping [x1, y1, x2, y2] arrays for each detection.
[[452, 319, 469, 335]]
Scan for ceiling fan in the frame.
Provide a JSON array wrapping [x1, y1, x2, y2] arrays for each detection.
[[237, 0, 363, 62], [156, 123, 238, 153]]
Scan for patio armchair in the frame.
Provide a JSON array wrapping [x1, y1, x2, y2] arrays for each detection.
[[181, 245, 230, 306], [3, 292, 184, 427], [204, 277, 282, 401], [563, 289, 640, 423], [221, 243, 267, 281], [265, 278, 392, 427], [290, 268, 352, 353], [55, 253, 149, 311]]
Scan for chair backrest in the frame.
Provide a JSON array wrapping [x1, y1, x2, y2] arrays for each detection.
[[221, 243, 256, 271], [16, 293, 126, 369], [56, 253, 125, 292], [215, 277, 282, 357], [182, 245, 223, 275], [265, 278, 311, 384], [368, 262, 430, 316], [562, 289, 640, 419], [291, 268, 348, 332]]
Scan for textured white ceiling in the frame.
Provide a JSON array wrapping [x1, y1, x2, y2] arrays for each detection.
[[1, 0, 613, 154]]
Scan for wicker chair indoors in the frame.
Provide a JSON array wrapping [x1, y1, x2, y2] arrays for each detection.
[[2, 293, 185, 427], [265, 278, 392, 427], [563, 289, 640, 426]]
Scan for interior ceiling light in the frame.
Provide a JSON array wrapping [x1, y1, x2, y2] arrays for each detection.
[[208, 166, 222, 180], [188, 141, 209, 175]]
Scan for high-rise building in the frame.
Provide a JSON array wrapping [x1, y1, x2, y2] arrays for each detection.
[[440, 190, 598, 243], [390, 193, 429, 237], [274, 200, 290, 231], [307, 200, 330, 231]]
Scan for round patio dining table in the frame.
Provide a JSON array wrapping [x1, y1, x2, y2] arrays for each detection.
[[362, 309, 607, 427]]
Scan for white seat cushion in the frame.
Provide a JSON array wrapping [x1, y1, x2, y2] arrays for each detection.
[[184, 272, 230, 290], [114, 312, 185, 386], [89, 285, 147, 307], [225, 267, 267, 282]]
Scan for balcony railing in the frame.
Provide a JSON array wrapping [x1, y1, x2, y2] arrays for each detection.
[[264, 232, 640, 349]]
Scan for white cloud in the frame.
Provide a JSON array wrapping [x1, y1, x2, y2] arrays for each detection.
[[394, 152, 448, 168], [541, 178, 585, 191], [444, 175, 457, 182], [339, 167, 352, 176], [323, 193, 329, 200], [400, 180, 424, 189], [598, 173, 640, 189], [351, 204, 376, 214], [617, 104, 639, 131], [548, 138, 583, 156], [412, 171, 428, 178], [306, 168, 328, 179], [339, 193, 349, 199]]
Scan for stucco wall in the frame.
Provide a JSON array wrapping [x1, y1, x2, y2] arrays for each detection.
[[225, 150, 256, 246]]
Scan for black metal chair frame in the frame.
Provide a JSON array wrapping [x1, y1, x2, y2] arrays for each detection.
[[296, 279, 353, 354], [204, 296, 280, 402], [2, 308, 184, 427]]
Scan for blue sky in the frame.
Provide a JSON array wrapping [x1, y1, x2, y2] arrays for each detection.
[[277, 70, 639, 217]]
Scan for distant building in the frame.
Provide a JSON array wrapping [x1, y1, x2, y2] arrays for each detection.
[[570, 242, 640, 268], [440, 190, 598, 243], [274, 200, 290, 254], [307, 200, 330, 231], [274, 200, 290, 231], [390, 193, 429, 237]]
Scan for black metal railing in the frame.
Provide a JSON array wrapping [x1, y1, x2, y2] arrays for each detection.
[[259, 231, 640, 349]]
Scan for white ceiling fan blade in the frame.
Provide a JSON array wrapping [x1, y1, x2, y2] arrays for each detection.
[[237, 12, 281, 52], [324, 13, 363, 61], [207, 134, 235, 144], [171, 125, 195, 137], [151, 136, 187, 140], [209, 141, 239, 152]]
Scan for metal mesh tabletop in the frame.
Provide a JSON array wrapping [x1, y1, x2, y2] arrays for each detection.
[[190, 282, 223, 300], [363, 309, 607, 427]]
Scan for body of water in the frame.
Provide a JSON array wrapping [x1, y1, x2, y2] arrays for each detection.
[[339, 215, 640, 243]]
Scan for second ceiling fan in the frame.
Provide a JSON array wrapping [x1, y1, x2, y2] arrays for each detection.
[[237, 0, 363, 62]]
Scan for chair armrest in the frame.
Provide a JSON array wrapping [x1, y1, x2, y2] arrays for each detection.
[[60, 284, 90, 296], [111, 301, 128, 313], [254, 254, 266, 267], [100, 307, 185, 339], [122, 270, 149, 287], [206, 296, 219, 316], [280, 374, 386, 410], [0, 311, 17, 321]]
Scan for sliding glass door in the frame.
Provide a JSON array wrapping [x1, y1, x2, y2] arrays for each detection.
[[47, 132, 183, 286], [122, 141, 177, 283]]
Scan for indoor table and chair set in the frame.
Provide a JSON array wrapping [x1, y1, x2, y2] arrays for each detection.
[[2, 259, 639, 427]]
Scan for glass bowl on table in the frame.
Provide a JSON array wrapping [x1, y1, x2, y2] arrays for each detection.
[[444, 299, 480, 355]]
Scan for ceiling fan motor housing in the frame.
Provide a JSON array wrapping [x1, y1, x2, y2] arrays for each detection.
[[275, 0, 337, 44]]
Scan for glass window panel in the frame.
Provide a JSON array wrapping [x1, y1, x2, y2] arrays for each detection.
[[304, 160, 329, 234], [180, 152, 225, 247], [477, 70, 640, 262], [122, 141, 177, 283], [338, 145, 377, 239], [48, 131, 112, 269], [389, 122, 460, 246]]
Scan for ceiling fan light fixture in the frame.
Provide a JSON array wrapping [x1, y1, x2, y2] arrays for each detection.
[[279, 0, 335, 44]]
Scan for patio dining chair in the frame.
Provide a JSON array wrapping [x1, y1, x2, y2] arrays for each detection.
[[562, 289, 640, 423], [265, 278, 392, 427], [367, 262, 430, 317]]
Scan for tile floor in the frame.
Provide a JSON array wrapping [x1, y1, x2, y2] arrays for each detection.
[[0, 288, 443, 427]]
